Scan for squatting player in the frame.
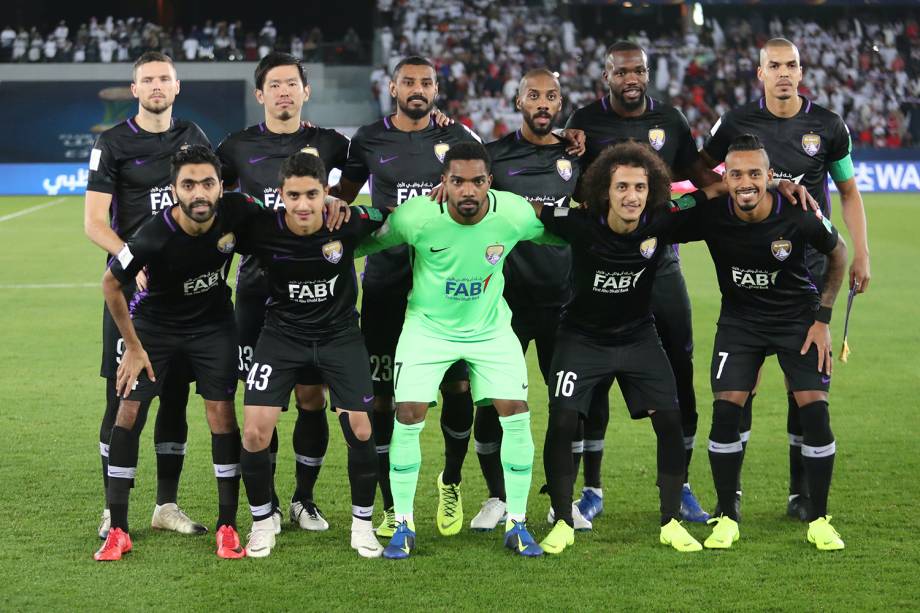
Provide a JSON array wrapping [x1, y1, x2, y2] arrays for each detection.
[[564, 41, 721, 523], [94, 146, 262, 561], [236, 153, 388, 559], [676, 134, 847, 551], [217, 51, 350, 533], [84, 51, 211, 539], [470, 68, 594, 531], [332, 55, 482, 537], [357, 142, 566, 559], [702, 37, 870, 521]]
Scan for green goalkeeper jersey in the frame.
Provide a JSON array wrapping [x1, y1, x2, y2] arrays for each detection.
[[357, 190, 561, 341]]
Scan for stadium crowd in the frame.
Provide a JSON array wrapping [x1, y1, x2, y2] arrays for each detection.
[[0, 17, 365, 65], [1, 6, 916, 149], [377, 1, 919, 149]]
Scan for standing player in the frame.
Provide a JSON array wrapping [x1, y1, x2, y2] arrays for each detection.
[[235, 153, 387, 559], [332, 56, 483, 537], [677, 134, 847, 551], [537, 142, 740, 555], [564, 41, 720, 523], [466, 68, 592, 531], [217, 52, 350, 533], [84, 51, 211, 540], [702, 38, 871, 521], [357, 142, 566, 559], [94, 146, 260, 561]]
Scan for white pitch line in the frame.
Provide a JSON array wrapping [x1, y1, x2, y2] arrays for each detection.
[[0, 197, 68, 223], [0, 282, 97, 289]]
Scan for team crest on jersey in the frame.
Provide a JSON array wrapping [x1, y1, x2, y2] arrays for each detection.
[[639, 237, 658, 259], [301, 147, 319, 157], [216, 232, 236, 254], [802, 134, 821, 157], [485, 244, 505, 265], [434, 143, 450, 163], [771, 239, 792, 261], [556, 159, 573, 181], [648, 128, 666, 151], [322, 240, 343, 264]]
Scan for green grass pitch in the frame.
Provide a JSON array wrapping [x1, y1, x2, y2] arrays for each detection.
[[0, 193, 917, 611]]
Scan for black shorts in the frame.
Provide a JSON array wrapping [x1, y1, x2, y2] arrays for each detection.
[[650, 266, 693, 360], [710, 319, 831, 393], [509, 304, 561, 384], [126, 318, 238, 402], [549, 323, 680, 419], [101, 291, 194, 384], [361, 285, 467, 396], [235, 291, 323, 386], [244, 325, 374, 411]]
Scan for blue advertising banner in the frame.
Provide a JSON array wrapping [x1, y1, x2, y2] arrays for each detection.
[[0, 80, 246, 163]]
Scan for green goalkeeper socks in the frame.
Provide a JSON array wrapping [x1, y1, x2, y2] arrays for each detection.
[[499, 412, 535, 518], [389, 419, 425, 517]]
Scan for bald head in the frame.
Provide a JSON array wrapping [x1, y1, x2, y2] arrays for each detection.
[[759, 38, 800, 67], [516, 68, 563, 138]]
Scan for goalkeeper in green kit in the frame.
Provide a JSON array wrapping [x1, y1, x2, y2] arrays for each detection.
[[357, 141, 559, 559]]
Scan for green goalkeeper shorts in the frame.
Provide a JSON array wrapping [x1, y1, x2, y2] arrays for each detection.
[[393, 316, 529, 405]]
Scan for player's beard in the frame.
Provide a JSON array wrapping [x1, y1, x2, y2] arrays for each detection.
[[398, 95, 433, 120], [611, 83, 645, 112], [179, 196, 218, 223], [140, 96, 172, 115], [454, 197, 482, 218], [522, 109, 557, 136], [733, 187, 763, 211]]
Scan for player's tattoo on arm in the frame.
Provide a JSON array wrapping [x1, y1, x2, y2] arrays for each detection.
[[820, 237, 848, 308]]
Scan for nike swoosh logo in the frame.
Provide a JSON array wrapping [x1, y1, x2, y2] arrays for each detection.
[[440, 520, 459, 530], [379, 155, 399, 164], [134, 158, 147, 166], [517, 539, 528, 553], [248, 156, 269, 164], [363, 395, 374, 403], [401, 543, 411, 554], [217, 467, 238, 474], [510, 466, 529, 472], [430, 247, 449, 253], [821, 376, 831, 384], [272, 254, 294, 261], [393, 466, 414, 473], [521, 383, 528, 389], [507, 168, 528, 176]]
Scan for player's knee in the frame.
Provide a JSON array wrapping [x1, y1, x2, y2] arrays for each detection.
[[339, 411, 374, 446], [294, 384, 326, 411], [395, 402, 426, 425], [715, 390, 749, 406], [205, 400, 238, 434], [242, 422, 273, 451], [115, 400, 142, 430], [493, 399, 528, 417], [710, 399, 744, 442], [547, 409, 579, 440], [651, 409, 682, 438], [798, 400, 833, 445]]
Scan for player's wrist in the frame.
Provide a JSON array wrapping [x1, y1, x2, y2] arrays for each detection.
[[814, 305, 832, 324]]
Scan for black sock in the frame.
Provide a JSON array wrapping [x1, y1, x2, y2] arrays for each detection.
[[544, 410, 579, 527], [154, 373, 189, 506], [372, 408, 395, 509], [799, 401, 835, 520], [740, 393, 754, 452], [671, 347, 698, 482], [107, 425, 140, 531], [681, 415, 697, 484], [292, 407, 329, 503], [212, 430, 241, 529], [474, 405, 505, 500], [652, 411, 685, 524], [787, 392, 807, 498], [99, 378, 121, 496], [582, 384, 609, 488], [269, 427, 280, 510], [240, 447, 274, 521], [572, 418, 584, 478], [708, 399, 744, 521], [441, 388, 473, 485], [339, 413, 378, 519]]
